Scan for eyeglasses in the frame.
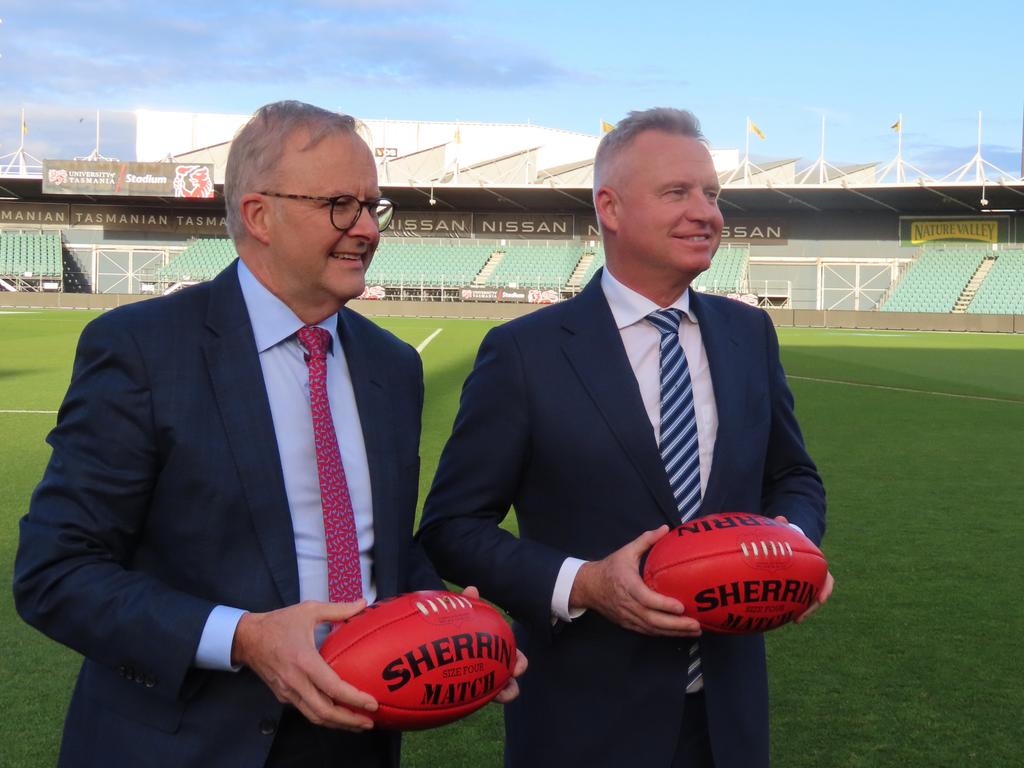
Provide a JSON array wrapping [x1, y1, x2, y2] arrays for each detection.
[[259, 191, 396, 232]]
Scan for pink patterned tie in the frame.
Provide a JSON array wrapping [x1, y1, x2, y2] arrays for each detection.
[[297, 325, 363, 603]]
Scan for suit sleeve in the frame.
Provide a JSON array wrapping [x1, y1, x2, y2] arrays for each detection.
[[417, 324, 567, 631], [13, 315, 214, 701], [759, 311, 827, 545]]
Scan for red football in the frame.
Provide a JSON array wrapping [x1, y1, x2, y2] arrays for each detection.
[[319, 590, 516, 730], [642, 512, 828, 634]]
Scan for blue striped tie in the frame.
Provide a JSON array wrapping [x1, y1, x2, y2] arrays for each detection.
[[648, 308, 704, 693]]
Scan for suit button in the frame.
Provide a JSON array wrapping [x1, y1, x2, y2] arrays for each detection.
[[144, 676, 156, 688], [118, 665, 127, 677], [258, 718, 277, 736]]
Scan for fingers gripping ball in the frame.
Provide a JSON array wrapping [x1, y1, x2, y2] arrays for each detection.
[[642, 513, 828, 634], [319, 590, 517, 729]]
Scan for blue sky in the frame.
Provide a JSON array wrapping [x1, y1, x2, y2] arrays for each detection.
[[1, 0, 1022, 178]]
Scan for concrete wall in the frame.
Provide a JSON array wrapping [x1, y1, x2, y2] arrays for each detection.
[[0, 292, 151, 310]]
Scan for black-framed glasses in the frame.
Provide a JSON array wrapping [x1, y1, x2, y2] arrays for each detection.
[[259, 191, 396, 232]]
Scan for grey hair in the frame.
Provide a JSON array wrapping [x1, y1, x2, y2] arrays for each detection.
[[593, 107, 705, 193], [224, 100, 359, 241]]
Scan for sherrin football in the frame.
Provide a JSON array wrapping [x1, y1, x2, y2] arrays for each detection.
[[319, 590, 516, 730], [642, 512, 828, 634]]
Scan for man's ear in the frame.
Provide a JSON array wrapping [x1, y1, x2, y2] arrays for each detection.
[[594, 185, 619, 236], [239, 193, 272, 246]]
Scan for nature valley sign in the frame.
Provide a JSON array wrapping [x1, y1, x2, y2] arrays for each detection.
[[902, 218, 1007, 246]]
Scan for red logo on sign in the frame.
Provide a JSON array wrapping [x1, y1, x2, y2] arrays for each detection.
[[173, 165, 213, 198]]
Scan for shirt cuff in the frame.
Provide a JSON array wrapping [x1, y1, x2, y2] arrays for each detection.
[[787, 522, 805, 537], [551, 557, 588, 623], [194, 605, 246, 671]]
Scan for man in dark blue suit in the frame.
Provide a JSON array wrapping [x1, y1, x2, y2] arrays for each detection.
[[13, 101, 520, 767], [418, 108, 833, 767]]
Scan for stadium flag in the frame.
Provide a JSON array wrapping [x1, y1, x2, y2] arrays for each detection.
[[453, 126, 461, 144], [748, 118, 766, 140], [601, 120, 616, 134], [891, 118, 901, 132], [21, 119, 27, 135]]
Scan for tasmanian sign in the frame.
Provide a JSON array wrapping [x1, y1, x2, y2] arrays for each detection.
[[69, 205, 226, 235], [43, 160, 215, 199]]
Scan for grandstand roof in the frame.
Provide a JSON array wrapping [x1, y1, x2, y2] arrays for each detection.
[[380, 180, 1024, 215], [2, 171, 1023, 217]]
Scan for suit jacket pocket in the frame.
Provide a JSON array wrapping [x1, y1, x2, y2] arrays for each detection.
[[81, 659, 186, 734]]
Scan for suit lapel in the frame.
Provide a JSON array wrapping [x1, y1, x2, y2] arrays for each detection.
[[689, 291, 743, 514], [336, 310, 400, 599], [202, 262, 299, 606], [560, 275, 681, 526]]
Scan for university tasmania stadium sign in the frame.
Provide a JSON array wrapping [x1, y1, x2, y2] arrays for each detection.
[[42, 160, 215, 199], [900, 217, 1008, 246]]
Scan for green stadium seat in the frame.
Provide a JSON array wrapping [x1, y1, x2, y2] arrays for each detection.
[[881, 248, 986, 313], [966, 250, 1024, 315], [486, 243, 584, 289], [365, 241, 495, 286], [158, 239, 236, 282], [0, 232, 63, 278]]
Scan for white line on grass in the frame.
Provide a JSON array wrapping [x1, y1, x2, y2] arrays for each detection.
[[416, 328, 443, 354], [787, 375, 1023, 405], [0, 409, 58, 414]]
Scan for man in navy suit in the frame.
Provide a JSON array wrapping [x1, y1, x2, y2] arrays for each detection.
[[418, 108, 833, 767], [13, 101, 519, 767]]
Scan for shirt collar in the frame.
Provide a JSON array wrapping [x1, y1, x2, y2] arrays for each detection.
[[600, 264, 697, 331], [237, 258, 340, 355]]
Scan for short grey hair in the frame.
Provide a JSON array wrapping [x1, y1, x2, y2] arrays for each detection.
[[224, 100, 359, 241], [593, 107, 705, 192]]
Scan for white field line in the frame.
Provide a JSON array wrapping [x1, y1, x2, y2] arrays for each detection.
[[416, 328, 443, 354], [787, 375, 1023, 406], [0, 409, 58, 414]]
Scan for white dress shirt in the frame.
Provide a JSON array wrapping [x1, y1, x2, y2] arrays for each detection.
[[194, 259, 376, 669], [549, 267, 719, 621]]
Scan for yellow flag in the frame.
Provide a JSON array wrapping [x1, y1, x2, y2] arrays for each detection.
[[21, 120, 28, 135], [890, 118, 901, 132], [748, 119, 765, 140], [453, 126, 461, 144], [601, 120, 615, 134]]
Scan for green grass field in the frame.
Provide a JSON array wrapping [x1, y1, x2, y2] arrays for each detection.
[[2, 310, 1022, 767]]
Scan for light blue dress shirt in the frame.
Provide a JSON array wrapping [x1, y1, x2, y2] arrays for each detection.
[[194, 259, 376, 670]]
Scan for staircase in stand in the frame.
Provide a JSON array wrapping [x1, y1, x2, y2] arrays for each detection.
[[472, 250, 504, 286], [566, 252, 594, 290], [953, 255, 995, 313]]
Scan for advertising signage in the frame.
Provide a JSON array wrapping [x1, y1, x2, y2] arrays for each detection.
[[43, 160, 215, 199], [900, 217, 1008, 246]]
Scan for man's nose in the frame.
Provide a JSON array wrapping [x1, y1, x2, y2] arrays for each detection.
[[347, 203, 381, 240]]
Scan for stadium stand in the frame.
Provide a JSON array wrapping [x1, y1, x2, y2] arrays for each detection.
[[693, 245, 749, 293], [486, 243, 584, 289], [569, 244, 747, 293], [366, 240, 494, 286], [881, 248, 986, 313], [157, 238, 235, 283], [0, 232, 63, 279], [967, 249, 1024, 315]]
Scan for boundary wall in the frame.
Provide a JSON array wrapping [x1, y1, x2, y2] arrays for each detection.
[[2, 293, 1022, 333]]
